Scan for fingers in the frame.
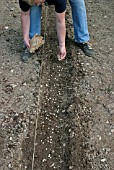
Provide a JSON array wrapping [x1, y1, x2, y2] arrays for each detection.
[[24, 39, 30, 48], [57, 53, 66, 61], [57, 46, 66, 61]]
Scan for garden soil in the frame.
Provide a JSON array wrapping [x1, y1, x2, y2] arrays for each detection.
[[0, 0, 114, 170]]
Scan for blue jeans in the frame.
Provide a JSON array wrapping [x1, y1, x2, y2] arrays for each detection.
[[69, 0, 89, 43], [29, 5, 42, 39]]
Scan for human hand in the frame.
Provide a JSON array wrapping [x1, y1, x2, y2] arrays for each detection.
[[57, 44, 66, 61], [24, 38, 30, 48]]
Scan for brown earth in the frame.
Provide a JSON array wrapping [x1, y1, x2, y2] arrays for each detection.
[[0, 0, 114, 170]]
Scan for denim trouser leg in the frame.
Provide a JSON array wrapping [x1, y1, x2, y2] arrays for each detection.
[[69, 0, 89, 43], [29, 5, 42, 39]]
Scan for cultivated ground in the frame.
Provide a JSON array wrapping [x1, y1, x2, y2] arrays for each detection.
[[0, 0, 114, 170]]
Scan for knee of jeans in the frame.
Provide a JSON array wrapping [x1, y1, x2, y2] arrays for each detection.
[[30, 5, 42, 11], [69, 0, 85, 8]]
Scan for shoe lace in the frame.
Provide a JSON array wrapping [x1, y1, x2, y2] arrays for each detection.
[[86, 42, 93, 49]]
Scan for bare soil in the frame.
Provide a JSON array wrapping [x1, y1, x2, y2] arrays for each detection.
[[0, 0, 114, 170]]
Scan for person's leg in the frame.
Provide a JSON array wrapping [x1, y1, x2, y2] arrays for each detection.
[[69, 0, 95, 57], [69, 0, 89, 43], [29, 5, 42, 39]]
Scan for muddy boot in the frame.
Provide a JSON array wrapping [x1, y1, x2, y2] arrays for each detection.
[[75, 42, 95, 57], [21, 45, 32, 63]]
